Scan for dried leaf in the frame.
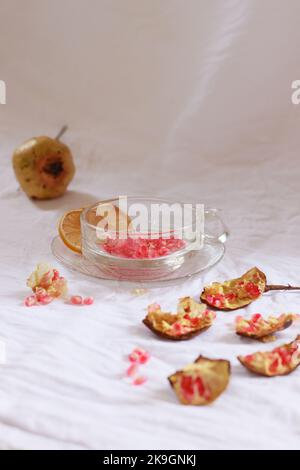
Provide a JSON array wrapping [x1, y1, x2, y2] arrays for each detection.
[[168, 356, 231, 405]]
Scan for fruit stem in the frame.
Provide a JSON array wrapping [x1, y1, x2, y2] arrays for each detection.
[[265, 284, 300, 292], [55, 125, 68, 141]]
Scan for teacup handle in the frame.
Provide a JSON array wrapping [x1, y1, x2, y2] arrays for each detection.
[[203, 208, 229, 244]]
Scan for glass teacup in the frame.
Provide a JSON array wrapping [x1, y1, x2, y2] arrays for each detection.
[[80, 197, 228, 281]]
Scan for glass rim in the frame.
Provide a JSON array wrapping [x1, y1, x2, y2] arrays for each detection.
[[80, 195, 211, 234]]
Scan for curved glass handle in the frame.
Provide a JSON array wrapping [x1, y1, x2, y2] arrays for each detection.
[[203, 208, 229, 244]]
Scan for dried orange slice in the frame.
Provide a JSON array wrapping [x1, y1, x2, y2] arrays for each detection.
[[58, 209, 83, 253], [58, 204, 133, 254]]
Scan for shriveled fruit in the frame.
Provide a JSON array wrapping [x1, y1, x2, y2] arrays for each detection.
[[58, 209, 83, 253], [238, 335, 300, 377], [235, 313, 295, 342], [143, 297, 216, 341], [13, 134, 75, 200], [168, 356, 230, 405]]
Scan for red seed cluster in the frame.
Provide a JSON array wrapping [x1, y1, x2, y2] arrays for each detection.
[[236, 313, 263, 333], [24, 287, 54, 307], [180, 374, 211, 401], [245, 282, 261, 298], [126, 347, 150, 386], [206, 293, 226, 308], [102, 236, 186, 259]]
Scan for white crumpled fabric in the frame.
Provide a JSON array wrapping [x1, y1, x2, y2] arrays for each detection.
[[0, 0, 300, 450]]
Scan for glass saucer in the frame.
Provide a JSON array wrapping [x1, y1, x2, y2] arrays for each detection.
[[51, 236, 225, 285]]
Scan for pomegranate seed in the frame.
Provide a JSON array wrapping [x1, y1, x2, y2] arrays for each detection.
[[245, 324, 256, 333], [269, 357, 279, 373], [126, 363, 138, 377], [25, 290, 53, 307], [39, 295, 54, 305], [52, 269, 60, 281], [139, 351, 150, 364], [225, 292, 237, 301], [244, 354, 254, 363], [129, 349, 150, 364], [245, 282, 261, 298], [251, 313, 262, 323], [133, 376, 147, 386], [70, 295, 83, 305], [195, 376, 205, 397], [190, 317, 200, 327], [83, 297, 94, 305], [173, 322, 182, 331], [128, 352, 139, 363], [35, 287, 48, 302], [128, 348, 150, 364], [180, 375, 194, 398], [24, 295, 37, 307]]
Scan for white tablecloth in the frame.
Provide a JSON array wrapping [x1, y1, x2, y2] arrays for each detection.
[[1, 0, 300, 450]]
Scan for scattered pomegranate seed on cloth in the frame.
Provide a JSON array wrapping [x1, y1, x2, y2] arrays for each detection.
[[83, 296, 94, 305], [133, 376, 147, 386], [24, 263, 94, 308], [126, 348, 150, 385], [70, 295, 83, 305]]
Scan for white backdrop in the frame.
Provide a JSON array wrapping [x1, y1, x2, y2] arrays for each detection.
[[0, 0, 300, 450]]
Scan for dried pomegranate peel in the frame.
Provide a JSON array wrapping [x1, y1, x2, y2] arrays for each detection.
[[26, 263, 68, 306], [238, 335, 300, 377], [168, 356, 230, 405], [236, 313, 295, 342], [143, 297, 216, 341], [200, 267, 300, 311]]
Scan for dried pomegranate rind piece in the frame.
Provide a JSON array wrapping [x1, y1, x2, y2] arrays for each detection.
[[27, 263, 68, 299], [168, 356, 231, 405], [238, 335, 300, 377], [143, 297, 216, 341], [200, 267, 266, 311], [236, 313, 294, 341]]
